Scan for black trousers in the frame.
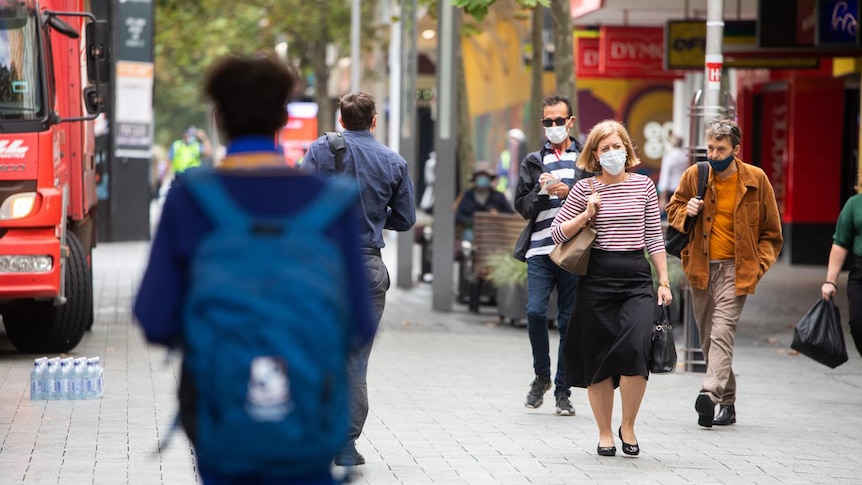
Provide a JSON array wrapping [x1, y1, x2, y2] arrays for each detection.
[[847, 256, 862, 357]]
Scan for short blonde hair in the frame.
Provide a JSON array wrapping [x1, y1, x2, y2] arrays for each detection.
[[576, 119, 640, 173]]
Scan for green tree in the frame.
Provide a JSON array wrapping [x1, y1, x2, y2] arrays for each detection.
[[154, 0, 379, 146]]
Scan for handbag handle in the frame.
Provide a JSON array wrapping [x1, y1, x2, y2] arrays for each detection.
[[582, 178, 596, 229], [654, 304, 672, 331]]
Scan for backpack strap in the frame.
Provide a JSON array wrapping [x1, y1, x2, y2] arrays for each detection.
[[696, 161, 709, 199], [292, 177, 360, 231], [325, 132, 346, 173], [181, 169, 250, 229]]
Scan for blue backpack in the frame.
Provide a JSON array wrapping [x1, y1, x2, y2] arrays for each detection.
[[179, 169, 358, 478]]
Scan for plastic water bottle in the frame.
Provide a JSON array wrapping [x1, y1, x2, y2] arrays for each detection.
[[30, 357, 47, 400], [44, 358, 60, 400], [58, 358, 73, 399], [87, 357, 104, 399], [71, 358, 86, 399]]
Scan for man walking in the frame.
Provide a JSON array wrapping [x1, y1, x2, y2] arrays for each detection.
[[665, 118, 782, 428], [513, 95, 589, 416], [303, 92, 416, 465]]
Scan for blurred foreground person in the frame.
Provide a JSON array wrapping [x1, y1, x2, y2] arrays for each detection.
[[135, 55, 374, 484]]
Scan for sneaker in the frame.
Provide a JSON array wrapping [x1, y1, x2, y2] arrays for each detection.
[[525, 375, 552, 409], [555, 394, 575, 416]]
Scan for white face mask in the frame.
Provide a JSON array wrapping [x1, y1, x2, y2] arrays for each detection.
[[599, 149, 627, 175], [544, 125, 569, 144]]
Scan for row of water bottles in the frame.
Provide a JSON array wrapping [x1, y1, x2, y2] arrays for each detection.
[[30, 356, 104, 400]]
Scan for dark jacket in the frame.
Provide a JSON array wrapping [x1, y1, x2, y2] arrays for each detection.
[[512, 138, 589, 261], [455, 188, 514, 226]]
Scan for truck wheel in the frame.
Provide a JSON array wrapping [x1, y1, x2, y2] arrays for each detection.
[[2, 233, 93, 353]]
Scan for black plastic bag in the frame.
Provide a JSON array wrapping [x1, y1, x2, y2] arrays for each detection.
[[650, 305, 677, 374], [791, 299, 848, 369]]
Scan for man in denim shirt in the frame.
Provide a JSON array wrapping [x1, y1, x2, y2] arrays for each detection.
[[303, 92, 416, 466]]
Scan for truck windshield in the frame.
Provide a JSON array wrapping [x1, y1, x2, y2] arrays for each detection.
[[0, 12, 42, 121]]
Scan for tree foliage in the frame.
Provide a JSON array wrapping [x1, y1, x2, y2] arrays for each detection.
[[153, 0, 376, 146]]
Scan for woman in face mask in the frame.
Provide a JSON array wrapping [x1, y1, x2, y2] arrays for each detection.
[[455, 161, 514, 241], [549, 119, 672, 458]]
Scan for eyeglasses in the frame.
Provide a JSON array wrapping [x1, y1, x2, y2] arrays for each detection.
[[541, 117, 570, 127], [709, 120, 736, 135]]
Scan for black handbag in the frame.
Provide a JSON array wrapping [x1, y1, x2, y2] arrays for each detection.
[[650, 305, 677, 374], [665, 162, 708, 258], [791, 299, 848, 369]]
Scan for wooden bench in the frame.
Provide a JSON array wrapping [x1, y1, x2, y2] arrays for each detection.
[[465, 212, 527, 312]]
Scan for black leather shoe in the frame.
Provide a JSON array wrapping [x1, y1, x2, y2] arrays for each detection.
[[695, 394, 715, 428], [713, 405, 736, 426], [618, 427, 639, 456], [597, 443, 616, 456], [334, 446, 366, 466]]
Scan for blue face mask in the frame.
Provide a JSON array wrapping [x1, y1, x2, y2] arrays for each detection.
[[708, 154, 734, 172], [475, 175, 491, 188]]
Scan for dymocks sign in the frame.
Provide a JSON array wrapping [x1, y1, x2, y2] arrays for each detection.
[[597, 27, 681, 79]]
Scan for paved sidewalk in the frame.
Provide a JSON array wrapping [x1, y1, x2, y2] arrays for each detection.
[[0, 239, 860, 484]]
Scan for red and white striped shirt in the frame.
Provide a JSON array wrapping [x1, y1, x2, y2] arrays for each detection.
[[551, 173, 665, 254]]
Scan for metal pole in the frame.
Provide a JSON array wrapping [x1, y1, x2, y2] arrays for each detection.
[[396, 0, 417, 289], [703, 0, 724, 122], [431, 0, 458, 311], [350, 0, 361, 91]]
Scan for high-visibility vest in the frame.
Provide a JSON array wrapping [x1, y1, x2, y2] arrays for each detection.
[[496, 149, 511, 192], [171, 140, 202, 173]]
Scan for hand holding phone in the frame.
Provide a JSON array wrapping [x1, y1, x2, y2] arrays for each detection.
[[539, 177, 561, 195]]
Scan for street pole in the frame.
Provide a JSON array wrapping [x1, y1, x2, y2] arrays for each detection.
[[431, 0, 458, 311], [396, 0, 417, 289], [350, 0, 361, 91], [703, 0, 724, 122]]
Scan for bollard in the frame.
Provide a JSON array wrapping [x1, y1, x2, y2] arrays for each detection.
[[681, 283, 706, 373]]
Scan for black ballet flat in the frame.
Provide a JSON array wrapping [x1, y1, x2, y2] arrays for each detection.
[[597, 443, 616, 456], [618, 427, 640, 456]]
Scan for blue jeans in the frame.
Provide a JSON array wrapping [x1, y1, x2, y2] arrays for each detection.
[[526, 254, 578, 396], [345, 254, 390, 449]]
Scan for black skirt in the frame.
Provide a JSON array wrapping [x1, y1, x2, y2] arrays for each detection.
[[564, 248, 655, 388]]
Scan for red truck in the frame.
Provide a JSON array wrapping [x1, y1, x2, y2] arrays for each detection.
[[0, 0, 108, 353]]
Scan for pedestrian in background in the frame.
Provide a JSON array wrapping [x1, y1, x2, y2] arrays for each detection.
[[497, 128, 526, 198], [665, 118, 783, 428], [552, 119, 672, 457], [513, 94, 589, 417], [302, 91, 416, 466], [455, 160, 514, 242], [657, 134, 688, 213], [135, 54, 374, 484], [821, 181, 862, 357], [168, 126, 212, 176]]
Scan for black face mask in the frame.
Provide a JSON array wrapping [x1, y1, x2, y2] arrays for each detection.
[[708, 154, 734, 172]]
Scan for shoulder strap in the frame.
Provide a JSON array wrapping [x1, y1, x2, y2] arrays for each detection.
[[181, 169, 250, 230], [292, 177, 360, 231], [696, 162, 709, 198], [325, 132, 346, 173]]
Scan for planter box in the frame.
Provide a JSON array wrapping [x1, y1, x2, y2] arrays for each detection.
[[496, 284, 559, 326]]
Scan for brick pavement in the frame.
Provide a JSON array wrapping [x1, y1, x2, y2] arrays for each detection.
[[0, 237, 860, 484]]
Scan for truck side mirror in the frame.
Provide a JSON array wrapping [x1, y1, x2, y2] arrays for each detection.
[[86, 20, 110, 85], [83, 86, 104, 115]]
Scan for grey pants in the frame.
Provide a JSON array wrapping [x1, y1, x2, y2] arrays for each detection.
[[346, 254, 390, 446]]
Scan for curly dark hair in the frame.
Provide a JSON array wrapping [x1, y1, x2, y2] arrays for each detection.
[[339, 92, 376, 130], [541, 95, 573, 117], [204, 55, 297, 140]]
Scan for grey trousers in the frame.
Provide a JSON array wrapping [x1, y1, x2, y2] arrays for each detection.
[[346, 254, 390, 446]]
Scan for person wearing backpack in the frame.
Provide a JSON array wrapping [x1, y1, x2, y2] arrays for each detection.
[[302, 92, 416, 467], [134, 55, 375, 485]]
